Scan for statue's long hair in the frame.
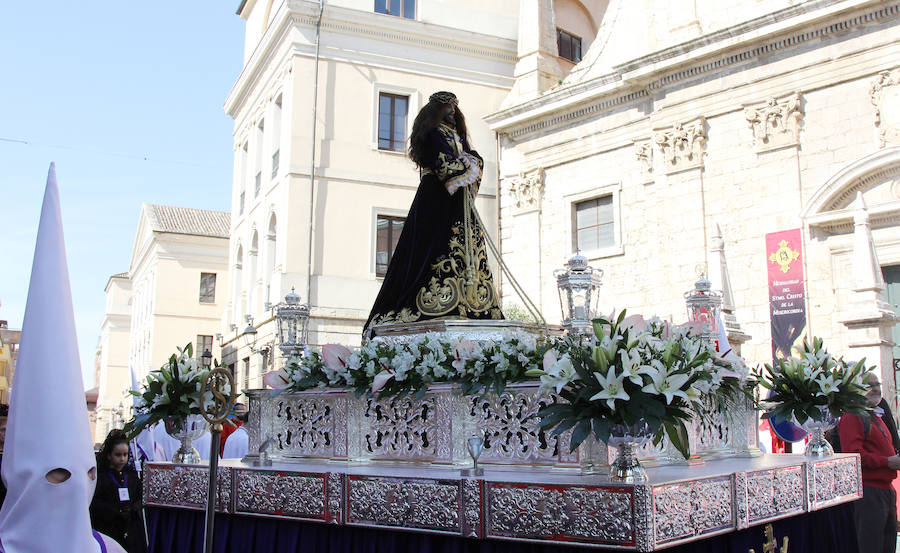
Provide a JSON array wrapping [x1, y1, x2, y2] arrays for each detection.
[[408, 101, 469, 169]]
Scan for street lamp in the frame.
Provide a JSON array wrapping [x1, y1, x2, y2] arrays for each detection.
[[241, 314, 258, 351], [684, 276, 722, 342], [555, 253, 603, 334], [201, 348, 213, 369], [274, 288, 310, 358]]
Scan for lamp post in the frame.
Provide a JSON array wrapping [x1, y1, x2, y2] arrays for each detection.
[[274, 288, 310, 358], [201, 348, 213, 369], [241, 314, 258, 351], [684, 276, 723, 344], [555, 253, 603, 334]]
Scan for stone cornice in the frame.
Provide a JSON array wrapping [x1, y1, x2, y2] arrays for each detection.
[[487, 0, 900, 137]]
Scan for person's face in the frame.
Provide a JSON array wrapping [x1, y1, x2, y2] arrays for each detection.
[[866, 374, 883, 406], [107, 443, 129, 472], [441, 103, 456, 126]]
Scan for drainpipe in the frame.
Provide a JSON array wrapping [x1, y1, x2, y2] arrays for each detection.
[[306, 0, 325, 306]]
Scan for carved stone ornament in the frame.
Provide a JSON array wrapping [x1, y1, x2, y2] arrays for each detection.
[[654, 118, 707, 174], [634, 140, 654, 182], [507, 169, 544, 213], [744, 93, 803, 152], [871, 68, 900, 148]]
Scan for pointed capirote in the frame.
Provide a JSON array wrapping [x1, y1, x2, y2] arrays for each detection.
[[0, 163, 100, 553]]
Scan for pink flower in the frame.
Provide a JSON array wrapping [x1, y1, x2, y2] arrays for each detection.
[[262, 369, 290, 389], [622, 314, 646, 334], [371, 369, 395, 394], [322, 344, 352, 371], [452, 340, 480, 371]]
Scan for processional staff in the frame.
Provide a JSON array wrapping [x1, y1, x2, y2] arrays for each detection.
[[199, 366, 237, 553]]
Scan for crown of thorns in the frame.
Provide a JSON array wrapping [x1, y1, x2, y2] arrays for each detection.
[[429, 91, 458, 105]]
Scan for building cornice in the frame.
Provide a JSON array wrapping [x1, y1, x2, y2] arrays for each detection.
[[225, 1, 517, 118], [486, 0, 899, 138]]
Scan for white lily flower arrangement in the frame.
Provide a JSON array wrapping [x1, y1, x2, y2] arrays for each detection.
[[753, 336, 874, 425], [528, 310, 742, 458], [124, 343, 222, 439]]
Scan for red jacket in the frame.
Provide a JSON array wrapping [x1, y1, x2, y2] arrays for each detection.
[[220, 420, 243, 456], [838, 412, 897, 489]]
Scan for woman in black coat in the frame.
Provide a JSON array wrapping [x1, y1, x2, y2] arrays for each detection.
[[90, 429, 146, 553]]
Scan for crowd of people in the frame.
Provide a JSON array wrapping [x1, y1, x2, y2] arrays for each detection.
[[0, 402, 249, 553]]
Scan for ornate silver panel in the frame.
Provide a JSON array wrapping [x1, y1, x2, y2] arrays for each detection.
[[144, 464, 232, 513], [461, 478, 482, 538], [653, 476, 733, 544], [809, 457, 862, 509], [357, 390, 454, 462], [745, 465, 805, 524], [467, 385, 560, 465], [734, 472, 749, 530], [346, 475, 461, 533], [234, 469, 326, 520], [486, 483, 635, 546], [327, 472, 343, 524], [633, 484, 654, 552]]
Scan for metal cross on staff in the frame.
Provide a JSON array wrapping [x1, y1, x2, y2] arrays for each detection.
[[199, 366, 236, 553]]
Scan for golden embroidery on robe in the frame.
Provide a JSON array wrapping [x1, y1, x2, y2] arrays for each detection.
[[414, 221, 502, 319], [370, 307, 421, 327]]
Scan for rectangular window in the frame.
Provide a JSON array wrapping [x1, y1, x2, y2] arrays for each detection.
[[271, 95, 282, 178], [254, 172, 261, 196], [242, 357, 250, 390], [557, 29, 582, 63], [196, 335, 214, 360], [376, 215, 405, 277], [377, 93, 409, 151], [375, 0, 415, 19], [199, 272, 217, 303], [573, 196, 614, 252], [271, 150, 279, 178]]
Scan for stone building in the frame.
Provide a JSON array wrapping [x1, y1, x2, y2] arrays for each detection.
[[221, 0, 568, 392], [93, 204, 230, 440], [488, 0, 900, 409]]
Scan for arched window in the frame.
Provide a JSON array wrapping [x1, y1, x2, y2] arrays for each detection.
[[265, 213, 277, 304]]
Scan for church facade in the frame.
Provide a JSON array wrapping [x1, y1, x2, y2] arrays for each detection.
[[488, 0, 900, 409]]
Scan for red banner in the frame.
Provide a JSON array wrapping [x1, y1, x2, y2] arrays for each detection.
[[766, 229, 807, 361]]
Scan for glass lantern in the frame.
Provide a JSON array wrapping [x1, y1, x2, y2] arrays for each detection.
[[684, 277, 723, 341], [554, 253, 603, 334], [275, 288, 310, 357]]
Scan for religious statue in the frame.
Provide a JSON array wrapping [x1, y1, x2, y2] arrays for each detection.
[[364, 91, 503, 334]]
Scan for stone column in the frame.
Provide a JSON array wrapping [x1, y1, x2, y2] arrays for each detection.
[[501, 0, 563, 108], [841, 192, 898, 413]]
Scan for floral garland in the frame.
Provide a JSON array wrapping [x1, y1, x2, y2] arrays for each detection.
[[263, 331, 550, 400]]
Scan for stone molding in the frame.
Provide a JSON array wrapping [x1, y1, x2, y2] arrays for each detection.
[[871, 68, 900, 148], [634, 140, 654, 183], [653, 118, 707, 175], [744, 93, 803, 153], [507, 169, 545, 213]]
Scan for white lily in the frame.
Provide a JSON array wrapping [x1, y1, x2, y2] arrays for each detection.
[[815, 373, 840, 397], [619, 349, 653, 385], [589, 370, 630, 411], [642, 368, 690, 404]]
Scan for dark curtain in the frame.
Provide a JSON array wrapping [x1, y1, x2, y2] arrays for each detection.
[[147, 501, 858, 553]]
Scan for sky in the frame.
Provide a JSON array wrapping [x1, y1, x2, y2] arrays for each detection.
[[0, 2, 245, 389]]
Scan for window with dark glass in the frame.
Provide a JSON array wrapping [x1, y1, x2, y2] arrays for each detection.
[[573, 196, 614, 252], [557, 29, 582, 63], [199, 272, 217, 303], [196, 335, 213, 360], [376, 215, 405, 277], [375, 0, 415, 19], [242, 357, 250, 389], [378, 93, 409, 151]]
